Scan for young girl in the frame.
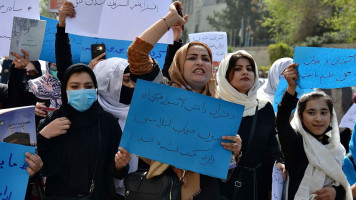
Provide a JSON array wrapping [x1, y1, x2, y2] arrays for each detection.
[[276, 63, 352, 199]]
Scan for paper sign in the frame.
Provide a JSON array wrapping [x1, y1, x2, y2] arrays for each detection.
[[120, 80, 245, 179], [0, 0, 40, 57], [80, 37, 168, 67], [0, 142, 35, 200], [0, 106, 36, 146], [9, 16, 46, 61], [273, 78, 313, 113], [39, 16, 82, 63], [340, 104, 356, 129], [272, 162, 284, 200], [66, 0, 173, 44], [293, 46, 356, 89], [189, 32, 228, 62]]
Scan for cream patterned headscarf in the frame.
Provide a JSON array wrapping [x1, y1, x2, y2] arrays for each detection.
[[217, 50, 268, 117]]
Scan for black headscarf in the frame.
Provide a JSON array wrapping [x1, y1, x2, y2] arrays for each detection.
[[61, 64, 98, 104], [25, 61, 43, 80]]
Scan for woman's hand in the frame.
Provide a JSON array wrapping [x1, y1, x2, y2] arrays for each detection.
[[10, 49, 29, 69], [276, 162, 286, 181], [164, 1, 188, 30], [172, 25, 182, 42], [35, 102, 48, 118], [25, 152, 43, 177], [39, 117, 71, 139], [115, 147, 131, 170], [313, 186, 336, 200], [89, 52, 106, 70], [221, 135, 242, 159], [282, 63, 299, 96], [58, 1, 76, 27]]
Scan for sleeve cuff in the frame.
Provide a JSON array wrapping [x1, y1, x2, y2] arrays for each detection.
[[56, 24, 66, 35]]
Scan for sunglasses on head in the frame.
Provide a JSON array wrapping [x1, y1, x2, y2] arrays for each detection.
[[27, 70, 38, 76]]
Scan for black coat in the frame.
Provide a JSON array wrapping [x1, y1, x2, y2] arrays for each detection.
[[276, 91, 345, 200], [220, 103, 284, 200]]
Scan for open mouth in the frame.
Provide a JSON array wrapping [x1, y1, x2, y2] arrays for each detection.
[[193, 68, 205, 74]]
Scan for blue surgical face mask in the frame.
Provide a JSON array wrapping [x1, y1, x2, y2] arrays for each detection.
[[67, 89, 97, 112]]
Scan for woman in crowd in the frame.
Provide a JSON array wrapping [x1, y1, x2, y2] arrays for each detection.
[[276, 63, 351, 199], [217, 50, 284, 200], [343, 122, 356, 198], [8, 50, 43, 108], [37, 64, 130, 199], [126, 1, 242, 199], [257, 57, 293, 104]]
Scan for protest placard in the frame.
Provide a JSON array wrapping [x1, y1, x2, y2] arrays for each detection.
[[340, 103, 356, 129], [0, 106, 36, 146], [189, 32, 228, 62], [272, 162, 284, 200], [120, 80, 245, 179], [0, 0, 40, 57], [0, 142, 35, 200], [273, 78, 313, 113], [39, 16, 82, 63], [66, 0, 173, 44], [9, 16, 46, 61], [80, 37, 168, 67], [293, 46, 356, 89]]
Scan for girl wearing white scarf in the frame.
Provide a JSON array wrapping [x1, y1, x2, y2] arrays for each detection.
[[276, 63, 352, 200]]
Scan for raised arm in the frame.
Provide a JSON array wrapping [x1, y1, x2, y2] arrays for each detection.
[[276, 63, 301, 162], [56, 1, 76, 82], [128, 1, 187, 76]]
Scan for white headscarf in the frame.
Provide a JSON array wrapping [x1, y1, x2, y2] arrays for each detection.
[[93, 57, 139, 196], [257, 57, 293, 104], [217, 50, 268, 117], [94, 57, 130, 129], [291, 102, 352, 199]]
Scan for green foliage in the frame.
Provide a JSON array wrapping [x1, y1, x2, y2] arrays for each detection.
[[301, 32, 348, 47], [324, 0, 356, 41], [227, 46, 234, 53], [40, 0, 56, 19], [263, 0, 334, 45], [207, 0, 270, 46], [267, 43, 293, 64]]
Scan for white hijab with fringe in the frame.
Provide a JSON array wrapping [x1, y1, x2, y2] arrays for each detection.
[[257, 57, 293, 104], [217, 50, 268, 117], [291, 105, 352, 200]]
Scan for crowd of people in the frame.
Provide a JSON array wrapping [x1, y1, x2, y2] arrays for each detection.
[[1, 1, 356, 200]]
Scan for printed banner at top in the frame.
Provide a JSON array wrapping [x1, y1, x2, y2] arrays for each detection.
[[0, 0, 40, 57], [189, 32, 228, 62], [66, 0, 173, 44], [293, 46, 356, 89], [120, 80, 245, 179]]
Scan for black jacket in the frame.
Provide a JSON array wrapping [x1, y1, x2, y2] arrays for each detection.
[[276, 91, 345, 200], [220, 103, 284, 200]]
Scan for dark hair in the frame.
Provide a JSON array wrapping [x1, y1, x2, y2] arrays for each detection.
[[225, 51, 256, 82], [298, 91, 334, 120], [61, 64, 98, 104]]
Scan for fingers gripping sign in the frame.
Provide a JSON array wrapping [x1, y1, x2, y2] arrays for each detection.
[[115, 147, 131, 170]]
